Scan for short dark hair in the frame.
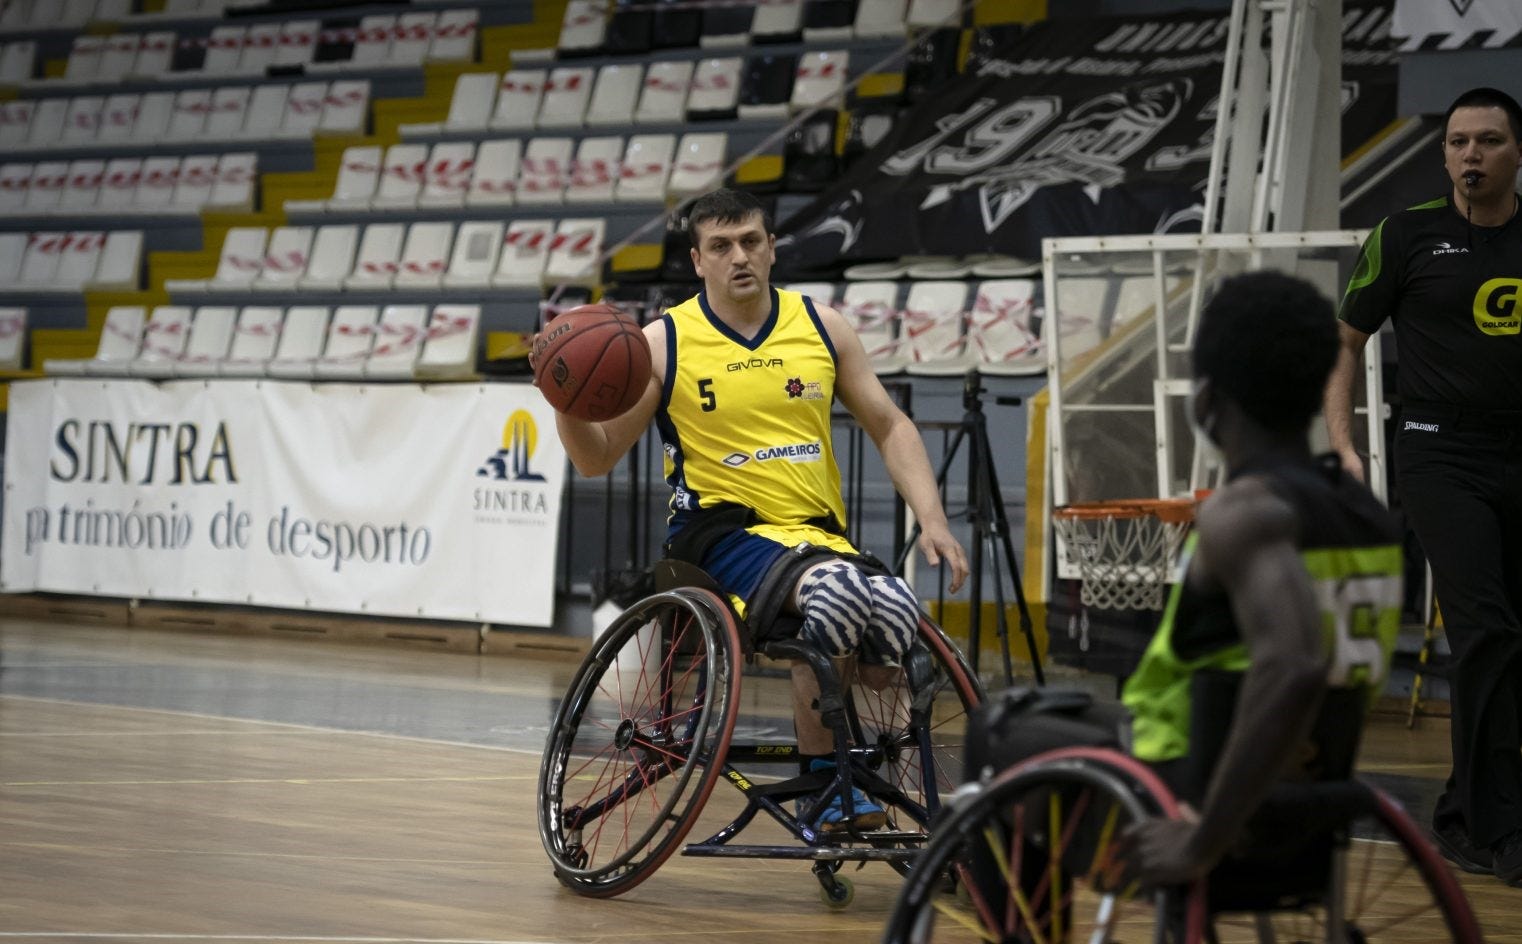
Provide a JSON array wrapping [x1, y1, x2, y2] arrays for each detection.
[[1444, 86, 1522, 141], [687, 188, 773, 249], [1192, 270, 1337, 433]]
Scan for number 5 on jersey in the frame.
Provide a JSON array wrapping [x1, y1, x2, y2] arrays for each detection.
[[698, 378, 716, 412]]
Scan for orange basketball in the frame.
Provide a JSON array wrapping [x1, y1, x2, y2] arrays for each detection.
[[533, 303, 652, 422]]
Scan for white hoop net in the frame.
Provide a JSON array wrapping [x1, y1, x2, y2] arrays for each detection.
[[1053, 503, 1194, 611]]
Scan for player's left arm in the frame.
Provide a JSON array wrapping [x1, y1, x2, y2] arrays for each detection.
[[817, 303, 969, 592], [1126, 479, 1327, 884]]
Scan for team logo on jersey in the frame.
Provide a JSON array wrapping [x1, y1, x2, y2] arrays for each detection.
[[1474, 278, 1522, 335], [754, 440, 824, 463], [722, 452, 751, 467], [1432, 241, 1470, 255], [784, 377, 825, 400]]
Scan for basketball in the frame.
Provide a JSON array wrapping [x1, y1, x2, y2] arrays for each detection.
[[533, 303, 652, 422]]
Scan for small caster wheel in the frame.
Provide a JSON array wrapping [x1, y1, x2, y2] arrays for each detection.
[[819, 874, 855, 909]]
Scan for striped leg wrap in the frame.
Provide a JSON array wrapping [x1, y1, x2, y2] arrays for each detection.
[[864, 574, 921, 662], [798, 561, 874, 657]]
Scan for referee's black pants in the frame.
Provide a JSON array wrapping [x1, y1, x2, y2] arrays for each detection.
[[1397, 408, 1522, 848]]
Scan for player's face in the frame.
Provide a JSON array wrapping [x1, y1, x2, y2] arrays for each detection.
[[690, 213, 776, 307], [1444, 105, 1522, 202]]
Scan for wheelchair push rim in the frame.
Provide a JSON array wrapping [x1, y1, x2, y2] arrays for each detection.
[[538, 589, 743, 897]]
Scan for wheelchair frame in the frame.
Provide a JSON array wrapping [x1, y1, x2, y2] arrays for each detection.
[[883, 745, 1484, 943], [538, 579, 985, 906]]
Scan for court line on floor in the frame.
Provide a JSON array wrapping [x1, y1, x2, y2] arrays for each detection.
[[0, 694, 543, 757], [0, 936, 559, 943]]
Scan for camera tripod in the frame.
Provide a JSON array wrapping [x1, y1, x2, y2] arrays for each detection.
[[897, 369, 1044, 688]]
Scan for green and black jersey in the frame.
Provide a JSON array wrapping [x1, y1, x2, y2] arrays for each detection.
[[1341, 194, 1522, 406], [1122, 456, 1402, 763]]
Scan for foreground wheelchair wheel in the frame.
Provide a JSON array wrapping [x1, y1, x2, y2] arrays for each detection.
[[538, 589, 743, 897], [847, 616, 982, 829], [1206, 784, 1482, 944], [885, 747, 1205, 943]]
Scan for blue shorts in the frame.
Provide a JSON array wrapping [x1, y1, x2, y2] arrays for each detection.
[[697, 523, 860, 608]]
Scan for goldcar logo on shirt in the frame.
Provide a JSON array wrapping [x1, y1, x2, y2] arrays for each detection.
[[1474, 278, 1522, 336], [754, 440, 824, 463]]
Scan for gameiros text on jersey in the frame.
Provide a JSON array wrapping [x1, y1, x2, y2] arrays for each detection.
[[753, 440, 824, 463]]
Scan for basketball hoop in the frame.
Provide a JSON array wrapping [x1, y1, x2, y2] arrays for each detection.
[[1053, 499, 1197, 611]]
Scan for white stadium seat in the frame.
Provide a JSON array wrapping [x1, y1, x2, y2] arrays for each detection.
[[281, 82, 328, 137], [538, 66, 593, 129], [64, 36, 104, 82], [352, 16, 395, 67], [557, 0, 608, 56], [242, 84, 290, 141], [0, 163, 31, 214], [0, 307, 26, 372], [207, 226, 270, 293], [443, 72, 497, 133], [17, 232, 65, 288], [688, 58, 742, 118], [0, 232, 26, 283], [783, 282, 837, 308], [313, 305, 377, 380], [585, 63, 642, 127], [219, 306, 284, 377], [969, 278, 1044, 376], [61, 96, 104, 145], [175, 306, 238, 377], [442, 221, 504, 289], [98, 93, 141, 142], [543, 217, 604, 287], [517, 136, 572, 205], [172, 155, 218, 212], [90, 230, 143, 291], [208, 152, 257, 211], [566, 135, 622, 204], [26, 98, 67, 148], [753, 0, 804, 39], [206, 86, 252, 139], [493, 219, 554, 288], [388, 12, 436, 68], [792, 50, 849, 112], [430, 9, 479, 62], [131, 305, 194, 379], [908, 0, 961, 27], [370, 143, 428, 209], [52, 231, 105, 290], [97, 158, 142, 211], [203, 26, 247, 76], [131, 33, 176, 79], [254, 226, 314, 292], [59, 161, 104, 212], [466, 139, 521, 207], [168, 88, 212, 140], [834, 280, 901, 373], [393, 222, 454, 289], [23, 162, 66, 213], [617, 134, 675, 203], [491, 69, 546, 132], [0, 40, 37, 85], [265, 305, 330, 380], [239, 24, 282, 75], [320, 80, 369, 135], [130, 92, 175, 143], [344, 223, 405, 291], [327, 145, 383, 208], [133, 156, 182, 212], [855, 0, 908, 36], [275, 20, 319, 69], [0, 101, 36, 150], [298, 225, 359, 291], [668, 132, 726, 198], [45, 306, 145, 377], [364, 304, 429, 379], [416, 304, 481, 380], [903, 280, 974, 376], [635, 60, 692, 125], [418, 141, 476, 208]]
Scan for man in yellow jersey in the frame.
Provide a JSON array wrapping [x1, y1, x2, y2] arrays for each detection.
[[964, 271, 1401, 889], [544, 188, 968, 833]]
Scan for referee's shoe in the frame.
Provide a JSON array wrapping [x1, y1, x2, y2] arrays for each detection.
[[1432, 822, 1493, 875]]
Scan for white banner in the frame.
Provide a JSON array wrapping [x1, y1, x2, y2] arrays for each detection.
[[1394, 0, 1522, 49], [1, 380, 567, 627]]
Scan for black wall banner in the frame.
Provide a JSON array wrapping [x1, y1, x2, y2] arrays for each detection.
[[774, 5, 1396, 274]]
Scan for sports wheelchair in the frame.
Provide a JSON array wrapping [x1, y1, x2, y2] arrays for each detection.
[[884, 673, 1484, 943], [538, 558, 985, 906]]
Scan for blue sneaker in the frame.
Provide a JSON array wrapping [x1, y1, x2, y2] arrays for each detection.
[[805, 759, 887, 833]]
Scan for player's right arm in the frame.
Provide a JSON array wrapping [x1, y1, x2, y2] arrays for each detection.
[[551, 319, 667, 477], [1324, 322, 1372, 482]]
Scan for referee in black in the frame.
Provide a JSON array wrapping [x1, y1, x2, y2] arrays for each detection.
[[1325, 86, 1522, 887]]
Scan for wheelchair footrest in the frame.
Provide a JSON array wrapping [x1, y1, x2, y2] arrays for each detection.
[[683, 840, 923, 862]]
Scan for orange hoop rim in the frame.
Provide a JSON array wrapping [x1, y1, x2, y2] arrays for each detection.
[[1052, 498, 1197, 525]]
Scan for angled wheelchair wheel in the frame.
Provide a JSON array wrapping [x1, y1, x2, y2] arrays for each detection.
[[538, 588, 743, 897], [884, 747, 1207, 944], [847, 616, 983, 832], [1206, 783, 1483, 944]]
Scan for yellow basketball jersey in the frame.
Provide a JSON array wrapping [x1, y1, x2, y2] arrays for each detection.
[[658, 287, 848, 535]]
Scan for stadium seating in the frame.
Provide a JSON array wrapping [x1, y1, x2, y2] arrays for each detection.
[[494, 219, 555, 288], [443, 222, 505, 289], [314, 305, 378, 379], [363, 304, 429, 379], [254, 227, 315, 292], [174, 306, 237, 377], [266, 306, 331, 380], [130, 305, 194, 379], [903, 280, 975, 376], [345, 224, 406, 291], [466, 139, 522, 207], [968, 279, 1044, 376], [394, 223, 455, 289], [43, 305, 145, 377], [617, 134, 676, 203], [299, 226, 360, 292], [218, 306, 284, 377], [0, 307, 26, 371], [840, 280, 907, 374]]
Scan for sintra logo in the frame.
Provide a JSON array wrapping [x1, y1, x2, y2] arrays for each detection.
[[476, 409, 546, 482], [1473, 278, 1522, 336]]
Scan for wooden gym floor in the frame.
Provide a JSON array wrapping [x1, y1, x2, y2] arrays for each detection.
[[1, 615, 1519, 943]]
